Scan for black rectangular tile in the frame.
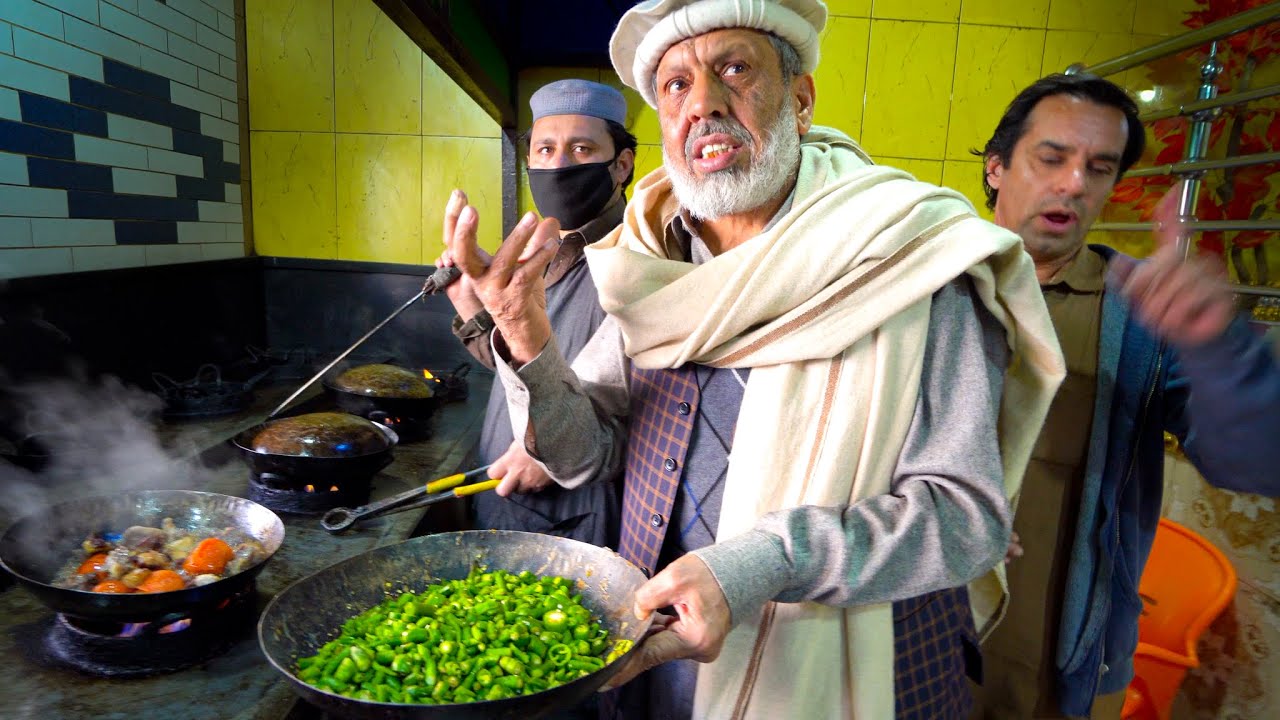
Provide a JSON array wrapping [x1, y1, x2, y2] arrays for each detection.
[[103, 59, 170, 102], [69, 77, 201, 134], [0, 118, 74, 159], [208, 161, 240, 184], [27, 157, 113, 192], [175, 175, 225, 201], [67, 191, 198, 222], [18, 93, 108, 137], [114, 220, 178, 245], [172, 129, 222, 162]]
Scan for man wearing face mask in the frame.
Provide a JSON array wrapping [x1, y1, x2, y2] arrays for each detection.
[[436, 79, 637, 549]]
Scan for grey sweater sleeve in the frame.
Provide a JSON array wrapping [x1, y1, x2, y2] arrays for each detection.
[[493, 316, 631, 489], [692, 277, 1012, 625]]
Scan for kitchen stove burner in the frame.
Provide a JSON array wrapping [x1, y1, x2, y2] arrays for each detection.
[[247, 471, 371, 516], [367, 410, 434, 442], [32, 585, 255, 678]]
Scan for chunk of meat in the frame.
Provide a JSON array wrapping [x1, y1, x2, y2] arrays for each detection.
[[121, 526, 167, 550]]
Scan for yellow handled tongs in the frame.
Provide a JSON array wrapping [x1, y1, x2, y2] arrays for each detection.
[[321, 465, 499, 533]]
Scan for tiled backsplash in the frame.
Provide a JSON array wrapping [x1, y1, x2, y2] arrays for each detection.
[[0, 0, 244, 279]]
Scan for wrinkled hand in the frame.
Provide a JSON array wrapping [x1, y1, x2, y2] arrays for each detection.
[[490, 441, 553, 496], [1108, 183, 1235, 348], [433, 191, 489, 320], [445, 192, 559, 365], [1004, 531, 1023, 565], [600, 554, 732, 692]]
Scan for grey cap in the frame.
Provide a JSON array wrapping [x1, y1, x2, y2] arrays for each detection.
[[530, 79, 627, 125]]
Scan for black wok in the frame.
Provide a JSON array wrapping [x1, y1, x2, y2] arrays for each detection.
[[259, 530, 650, 720], [0, 490, 285, 622], [231, 418, 398, 482], [324, 381, 442, 421]]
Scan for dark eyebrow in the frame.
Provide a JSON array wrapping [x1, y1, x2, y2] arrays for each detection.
[[532, 135, 599, 147], [1035, 140, 1120, 164]]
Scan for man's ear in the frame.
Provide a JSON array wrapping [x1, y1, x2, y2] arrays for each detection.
[[984, 154, 1005, 192], [612, 148, 635, 186], [794, 74, 816, 135]]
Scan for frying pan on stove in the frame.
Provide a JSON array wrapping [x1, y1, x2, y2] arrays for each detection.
[[0, 490, 284, 622], [231, 412, 398, 482], [323, 363, 442, 421], [259, 530, 650, 720]]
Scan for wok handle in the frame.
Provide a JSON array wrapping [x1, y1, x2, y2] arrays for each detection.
[[320, 464, 492, 534]]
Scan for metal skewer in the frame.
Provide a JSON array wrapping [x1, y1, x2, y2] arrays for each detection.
[[265, 265, 462, 420]]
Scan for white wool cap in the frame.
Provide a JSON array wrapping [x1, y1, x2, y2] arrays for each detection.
[[609, 0, 828, 108]]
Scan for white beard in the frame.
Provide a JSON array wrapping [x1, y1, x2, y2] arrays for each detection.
[[664, 105, 801, 222]]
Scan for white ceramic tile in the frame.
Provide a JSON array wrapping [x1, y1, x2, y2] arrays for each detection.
[[13, 27, 104, 82], [107, 113, 173, 149], [165, 0, 216, 29], [224, 221, 241, 242], [217, 12, 233, 40], [146, 147, 202, 176], [221, 140, 238, 163], [0, 53, 70, 101], [71, 243, 144, 271], [0, 153, 28, 185], [176, 220, 221, 243], [43, 0, 98, 23], [220, 97, 236, 121], [0, 88, 18, 120], [0, 185, 67, 217], [0, 20, 13, 55], [197, 67, 234, 100], [30, 217, 115, 245], [74, 134, 149, 169], [169, 80, 220, 115], [99, 1, 166, 52], [63, 15, 141, 67], [0, 217, 33, 247], [112, 167, 175, 196], [0, 247, 72, 277], [137, 44, 197, 85], [138, 0, 195, 40], [223, 182, 239, 203], [195, 19, 233, 58], [102, 0, 139, 14], [197, 199, 239, 222], [201, 241, 241, 260], [145, 242, 203, 265], [0, 0, 64, 39], [218, 53, 234, 79], [167, 31, 217, 72], [199, 113, 236, 143]]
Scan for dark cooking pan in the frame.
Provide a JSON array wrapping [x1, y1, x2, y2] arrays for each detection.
[[324, 364, 441, 420], [0, 490, 284, 622], [259, 530, 650, 720], [232, 412, 398, 482]]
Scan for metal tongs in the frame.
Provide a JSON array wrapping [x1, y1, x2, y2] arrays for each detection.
[[321, 464, 498, 534]]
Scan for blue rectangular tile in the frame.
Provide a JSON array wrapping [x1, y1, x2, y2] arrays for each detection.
[[67, 190, 198, 221], [175, 175, 225, 201], [172, 128, 222, 161], [69, 77, 200, 134], [18, 93, 108, 137], [27, 157, 113, 192], [0, 118, 74, 159], [207, 161, 240, 184], [103, 59, 170, 101], [114, 220, 179, 245]]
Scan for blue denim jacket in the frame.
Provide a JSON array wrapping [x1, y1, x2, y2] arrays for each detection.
[[1055, 245, 1280, 716]]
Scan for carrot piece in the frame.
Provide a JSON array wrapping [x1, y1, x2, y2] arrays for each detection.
[[92, 579, 134, 593], [135, 569, 186, 593], [182, 538, 235, 576], [78, 553, 109, 579]]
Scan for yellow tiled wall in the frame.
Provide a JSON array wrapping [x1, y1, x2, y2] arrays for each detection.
[[517, 0, 1198, 226], [245, 0, 502, 263]]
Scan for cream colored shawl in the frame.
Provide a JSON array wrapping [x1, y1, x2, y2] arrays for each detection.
[[585, 127, 1064, 719]]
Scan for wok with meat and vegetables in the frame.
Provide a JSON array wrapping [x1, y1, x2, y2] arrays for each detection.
[[55, 519, 268, 594]]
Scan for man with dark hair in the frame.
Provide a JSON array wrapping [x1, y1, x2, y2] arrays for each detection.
[[442, 2, 1067, 718], [973, 72, 1280, 719], [435, 79, 635, 548]]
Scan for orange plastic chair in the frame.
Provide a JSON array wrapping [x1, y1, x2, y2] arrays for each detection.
[[1120, 518, 1237, 720]]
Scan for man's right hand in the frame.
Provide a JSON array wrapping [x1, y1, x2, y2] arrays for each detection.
[[445, 192, 559, 366], [433, 191, 487, 321]]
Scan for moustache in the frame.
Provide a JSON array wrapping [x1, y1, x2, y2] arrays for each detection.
[[684, 118, 753, 161]]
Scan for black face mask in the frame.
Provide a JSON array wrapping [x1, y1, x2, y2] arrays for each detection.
[[526, 159, 618, 231]]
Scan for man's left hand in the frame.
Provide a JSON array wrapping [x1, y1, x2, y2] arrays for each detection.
[[1109, 183, 1236, 348], [600, 554, 733, 691], [490, 441, 554, 496]]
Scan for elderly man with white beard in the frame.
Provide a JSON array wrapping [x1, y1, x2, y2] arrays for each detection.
[[442, 1, 1065, 718]]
